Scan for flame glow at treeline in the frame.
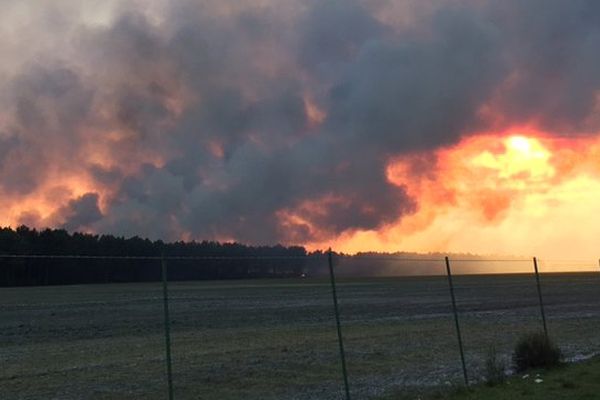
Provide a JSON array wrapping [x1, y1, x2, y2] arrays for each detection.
[[2, 1, 600, 261]]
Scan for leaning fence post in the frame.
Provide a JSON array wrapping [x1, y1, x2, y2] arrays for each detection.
[[328, 248, 351, 400], [161, 256, 174, 400], [533, 257, 548, 338], [445, 256, 468, 386]]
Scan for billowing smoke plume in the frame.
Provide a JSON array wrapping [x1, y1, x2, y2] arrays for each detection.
[[1, 0, 600, 244]]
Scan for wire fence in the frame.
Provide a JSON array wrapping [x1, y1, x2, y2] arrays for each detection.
[[1, 253, 599, 399]]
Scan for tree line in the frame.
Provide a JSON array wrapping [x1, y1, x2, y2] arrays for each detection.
[[0, 226, 320, 287]]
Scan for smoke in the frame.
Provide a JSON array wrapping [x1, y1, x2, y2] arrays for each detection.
[[59, 193, 103, 231], [486, 0, 600, 133], [1, 0, 600, 245]]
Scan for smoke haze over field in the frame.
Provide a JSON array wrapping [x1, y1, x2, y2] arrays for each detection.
[[2, 1, 600, 259]]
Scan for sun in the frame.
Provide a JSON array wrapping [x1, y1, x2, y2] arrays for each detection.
[[506, 135, 550, 161], [467, 134, 554, 185], [507, 135, 532, 154]]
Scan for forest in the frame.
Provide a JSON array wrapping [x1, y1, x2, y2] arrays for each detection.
[[0, 226, 497, 287], [0, 226, 313, 286]]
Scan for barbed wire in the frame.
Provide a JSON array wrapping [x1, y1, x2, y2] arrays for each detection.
[[446, 259, 530, 263], [0, 253, 596, 264], [538, 258, 600, 263], [0, 254, 311, 261], [341, 256, 444, 262]]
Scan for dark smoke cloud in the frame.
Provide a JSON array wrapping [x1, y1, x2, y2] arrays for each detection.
[[1, 0, 600, 244], [59, 193, 103, 232], [487, 0, 600, 133]]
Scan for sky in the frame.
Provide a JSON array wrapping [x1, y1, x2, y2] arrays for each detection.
[[1, 0, 600, 260]]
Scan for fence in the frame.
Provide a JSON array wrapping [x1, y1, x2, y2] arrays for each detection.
[[1, 253, 600, 399]]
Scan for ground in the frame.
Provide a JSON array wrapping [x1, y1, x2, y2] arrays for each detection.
[[1, 270, 600, 399]]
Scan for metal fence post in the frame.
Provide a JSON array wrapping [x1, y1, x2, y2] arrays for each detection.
[[161, 257, 174, 400], [533, 257, 548, 338], [328, 248, 351, 400], [445, 257, 468, 386]]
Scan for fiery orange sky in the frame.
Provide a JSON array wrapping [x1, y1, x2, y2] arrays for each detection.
[[291, 129, 600, 259]]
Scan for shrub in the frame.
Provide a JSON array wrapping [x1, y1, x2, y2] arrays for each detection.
[[484, 346, 506, 386], [512, 332, 562, 372]]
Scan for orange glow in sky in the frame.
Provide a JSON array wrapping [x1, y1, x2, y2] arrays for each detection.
[[0, 172, 107, 229], [304, 128, 600, 261]]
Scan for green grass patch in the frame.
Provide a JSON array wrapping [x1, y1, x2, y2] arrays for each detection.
[[383, 356, 600, 400]]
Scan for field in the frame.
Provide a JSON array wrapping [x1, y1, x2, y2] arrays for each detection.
[[2, 272, 600, 399]]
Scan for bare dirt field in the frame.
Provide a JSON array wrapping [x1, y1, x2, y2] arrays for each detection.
[[1, 272, 600, 399]]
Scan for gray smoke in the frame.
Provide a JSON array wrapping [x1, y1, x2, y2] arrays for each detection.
[[1, 0, 600, 244]]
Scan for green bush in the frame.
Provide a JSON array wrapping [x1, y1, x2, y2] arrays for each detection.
[[512, 332, 562, 372], [484, 346, 506, 386]]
